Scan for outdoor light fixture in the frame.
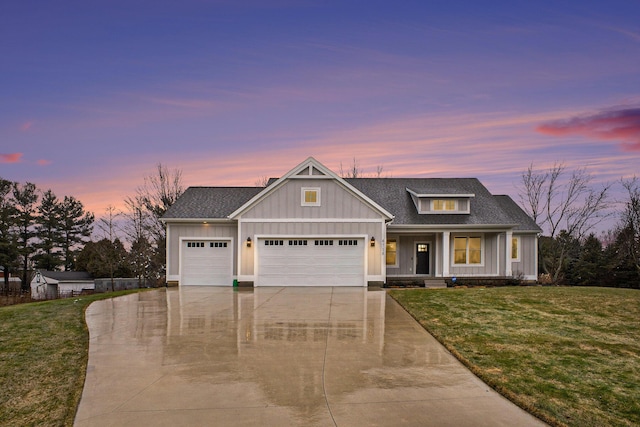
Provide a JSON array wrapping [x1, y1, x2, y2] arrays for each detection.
[[370, 236, 376, 247], [246, 237, 252, 247]]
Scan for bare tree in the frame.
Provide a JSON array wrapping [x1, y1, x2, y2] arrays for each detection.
[[619, 176, 640, 275], [135, 163, 184, 243], [519, 163, 547, 226], [519, 162, 611, 239], [518, 162, 611, 282], [96, 205, 120, 290], [339, 158, 362, 178], [254, 176, 270, 187], [338, 158, 387, 178]]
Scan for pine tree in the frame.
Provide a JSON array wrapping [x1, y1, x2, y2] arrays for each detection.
[[12, 182, 38, 290], [34, 189, 64, 271], [58, 196, 94, 271]]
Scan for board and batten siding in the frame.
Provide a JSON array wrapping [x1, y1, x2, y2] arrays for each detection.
[[385, 234, 437, 276], [512, 233, 538, 279], [241, 179, 382, 220], [449, 232, 499, 276], [239, 221, 382, 276], [166, 223, 237, 280]]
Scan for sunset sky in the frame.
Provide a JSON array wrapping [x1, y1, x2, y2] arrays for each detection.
[[1, 0, 639, 228]]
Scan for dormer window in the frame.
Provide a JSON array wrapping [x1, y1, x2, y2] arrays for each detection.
[[301, 187, 321, 206], [432, 199, 456, 211]]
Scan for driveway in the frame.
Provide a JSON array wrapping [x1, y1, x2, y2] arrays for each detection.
[[75, 287, 546, 426]]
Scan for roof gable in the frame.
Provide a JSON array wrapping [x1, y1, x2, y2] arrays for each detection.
[[228, 157, 394, 220]]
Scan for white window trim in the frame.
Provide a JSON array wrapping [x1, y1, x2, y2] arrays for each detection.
[[511, 236, 521, 262], [451, 234, 485, 267], [386, 238, 399, 268], [301, 187, 321, 206]]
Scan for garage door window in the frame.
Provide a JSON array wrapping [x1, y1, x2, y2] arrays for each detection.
[[210, 242, 227, 248], [288, 240, 308, 246], [315, 239, 334, 246], [338, 239, 358, 246], [265, 240, 284, 246], [186, 242, 204, 248]]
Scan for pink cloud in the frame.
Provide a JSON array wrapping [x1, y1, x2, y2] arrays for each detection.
[[536, 107, 640, 151], [20, 121, 34, 131], [37, 159, 52, 166], [0, 153, 23, 163]]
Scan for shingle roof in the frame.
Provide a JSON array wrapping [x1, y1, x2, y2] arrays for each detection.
[[162, 187, 263, 219], [38, 270, 92, 281], [162, 179, 540, 231], [494, 195, 542, 232], [346, 178, 520, 227]]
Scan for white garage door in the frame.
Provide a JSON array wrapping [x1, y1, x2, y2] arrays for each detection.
[[181, 240, 232, 286], [257, 238, 365, 286]]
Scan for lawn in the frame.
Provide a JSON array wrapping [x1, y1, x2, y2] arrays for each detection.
[[0, 290, 149, 427], [389, 286, 640, 427]]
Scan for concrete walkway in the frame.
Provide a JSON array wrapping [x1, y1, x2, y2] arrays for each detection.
[[75, 287, 546, 426]]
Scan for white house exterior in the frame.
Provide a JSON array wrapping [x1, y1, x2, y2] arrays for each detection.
[[162, 157, 541, 287]]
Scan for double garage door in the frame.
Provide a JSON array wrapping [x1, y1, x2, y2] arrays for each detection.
[[257, 237, 365, 286], [181, 237, 366, 286]]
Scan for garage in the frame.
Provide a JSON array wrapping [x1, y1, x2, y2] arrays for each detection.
[[181, 239, 233, 286], [256, 237, 365, 286]]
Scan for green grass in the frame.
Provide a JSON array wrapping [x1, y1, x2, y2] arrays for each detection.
[[389, 286, 640, 427], [0, 290, 149, 427]]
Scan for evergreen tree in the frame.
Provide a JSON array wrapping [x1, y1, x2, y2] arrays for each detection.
[[571, 234, 604, 286], [33, 189, 63, 271], [0, 178, 19, 288], [58, 196, 94, 270], [12, 182, 39, 290]]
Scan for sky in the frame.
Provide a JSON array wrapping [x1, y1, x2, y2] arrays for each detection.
[[1, 0, 639, 230]]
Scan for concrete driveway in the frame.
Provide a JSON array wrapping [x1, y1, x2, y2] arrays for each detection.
[[75, 287, 546, 426]]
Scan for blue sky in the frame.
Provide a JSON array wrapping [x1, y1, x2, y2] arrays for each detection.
[[1, 0, 639, 226]]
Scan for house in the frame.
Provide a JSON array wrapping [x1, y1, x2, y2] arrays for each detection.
[[162, 157, 541, 287], [30, 270, 94, 300]]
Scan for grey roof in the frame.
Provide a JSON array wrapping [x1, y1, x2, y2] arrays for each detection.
[[347, 178, 522, 227], [162, 179, 540, 231], [163, 187, 263, 219], [494, 195, 542, 232], [38, 270, 92, 281]]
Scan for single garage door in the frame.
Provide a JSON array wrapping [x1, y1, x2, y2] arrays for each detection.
[[181, 240, 232, 286], [257, 238, 365, 286]]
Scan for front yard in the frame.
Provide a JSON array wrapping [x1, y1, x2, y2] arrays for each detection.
[[0, 290, 148, 427], [389, 286, 640, 427]]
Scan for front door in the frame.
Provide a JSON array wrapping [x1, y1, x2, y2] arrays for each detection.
[[416, 243, 429, 274]]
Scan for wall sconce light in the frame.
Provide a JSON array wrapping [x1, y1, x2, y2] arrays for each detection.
[[370, 236, 376, 247], [246, 237, 252, 247]]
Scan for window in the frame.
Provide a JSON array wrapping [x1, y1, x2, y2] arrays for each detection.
[[187, 242, 204, 248], [338, 239, 358, 246], [265, 240, 284, 246], [301, 187, 321, 206], [210, 242, 227, 248], [453, 236, 482, 265], [511, 237, 520, 261], [386, 239, 398, 266], [432, 199, 456, 211], [288, 240, 308, 246], [314, 239, 333, 246]]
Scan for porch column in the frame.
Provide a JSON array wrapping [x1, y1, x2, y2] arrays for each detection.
[[505, 230, 513, 277], [442, 231, 450, 277]]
